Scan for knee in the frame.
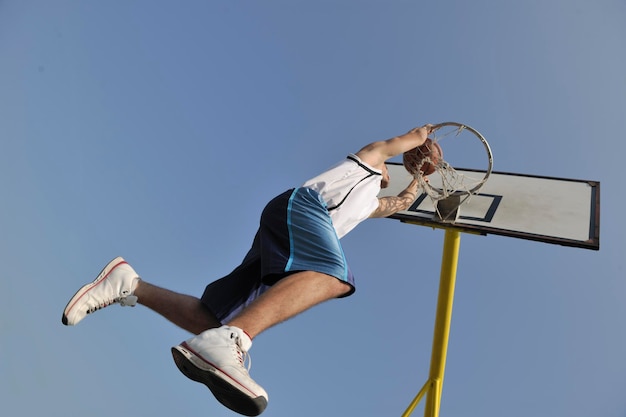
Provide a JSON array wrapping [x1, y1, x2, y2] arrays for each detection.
[[281, 270, 353, 298], [325, 275, 353, 298]]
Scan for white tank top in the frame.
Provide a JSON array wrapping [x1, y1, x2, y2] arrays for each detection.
[[302, 154, 382, 238]]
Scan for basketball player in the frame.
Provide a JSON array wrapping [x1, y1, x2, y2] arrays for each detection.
[[61, 124, 434, 416]]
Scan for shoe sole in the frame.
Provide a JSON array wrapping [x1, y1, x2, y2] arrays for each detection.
[[171, 343, 267, 416], [61, 257, 127, 325]]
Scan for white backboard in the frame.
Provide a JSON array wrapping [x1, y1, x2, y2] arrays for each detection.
[[379, 163, 600, 250]]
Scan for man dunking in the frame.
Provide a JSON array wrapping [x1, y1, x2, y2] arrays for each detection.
[[62, 124, 435, 416]]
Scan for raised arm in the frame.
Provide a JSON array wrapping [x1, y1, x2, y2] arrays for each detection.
[[355, 124, 434, 168]]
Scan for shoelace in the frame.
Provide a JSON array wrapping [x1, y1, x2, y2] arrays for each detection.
[[86, 292, 138, 314], [232, 335, 252, 372]]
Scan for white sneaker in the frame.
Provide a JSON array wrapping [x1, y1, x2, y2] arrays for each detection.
[[62, 257, 140, 326], [171, 326, 268, 416]]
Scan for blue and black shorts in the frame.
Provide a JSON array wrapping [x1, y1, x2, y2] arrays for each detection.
[[201, 187, 355, 324]]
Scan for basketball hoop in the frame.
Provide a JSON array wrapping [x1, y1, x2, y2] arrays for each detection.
[[415, 122, 493, 222]]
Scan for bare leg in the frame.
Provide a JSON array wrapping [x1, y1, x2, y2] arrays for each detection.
[[168, 271, 347, 416], [134, 281, 221, 335], [227, 271, 351, 338]]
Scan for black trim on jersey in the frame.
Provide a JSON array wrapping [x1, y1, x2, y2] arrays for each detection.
[[346, 155, 382, 176], [327, 155, 381, 211]]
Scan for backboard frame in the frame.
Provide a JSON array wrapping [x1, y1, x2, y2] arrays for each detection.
[[382, 162, 600, 250]]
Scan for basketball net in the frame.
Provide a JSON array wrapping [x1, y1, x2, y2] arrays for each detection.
[[415, 122, 493, 222]]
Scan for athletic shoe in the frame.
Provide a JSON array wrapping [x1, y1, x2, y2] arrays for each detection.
[[62, 257, 140, 326], [171, 326, 268, 416]]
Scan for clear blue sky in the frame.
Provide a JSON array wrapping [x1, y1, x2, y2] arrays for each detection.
[[1, 1, 625, 416]]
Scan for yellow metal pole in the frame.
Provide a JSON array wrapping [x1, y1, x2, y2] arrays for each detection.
[[401, 379, 432, 417], [424, 229, 461, 417]]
